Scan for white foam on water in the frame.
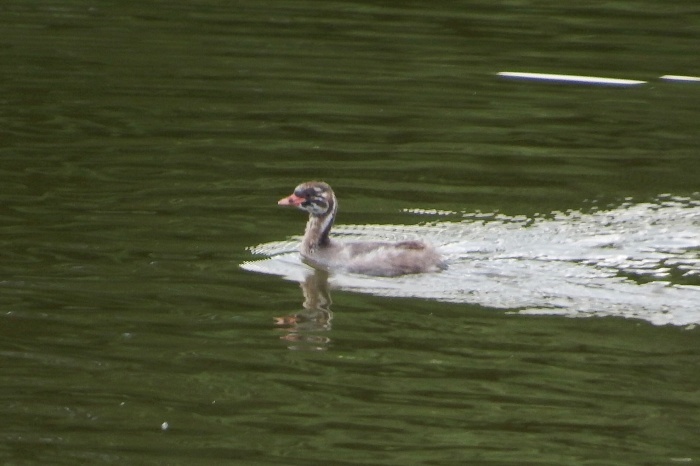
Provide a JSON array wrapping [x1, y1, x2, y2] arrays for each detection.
[[242, 195, 700, 326]]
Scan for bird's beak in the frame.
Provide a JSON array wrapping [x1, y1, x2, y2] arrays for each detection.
[[278, 193, 305, 207]]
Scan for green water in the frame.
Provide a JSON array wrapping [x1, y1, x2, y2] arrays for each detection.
[[1, 1, 699, 464]]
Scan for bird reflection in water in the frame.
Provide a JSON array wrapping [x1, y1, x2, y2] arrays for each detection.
[[274, 268, 333, 351]]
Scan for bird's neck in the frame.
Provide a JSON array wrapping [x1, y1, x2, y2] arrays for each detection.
[[301, 200, 336, 255]]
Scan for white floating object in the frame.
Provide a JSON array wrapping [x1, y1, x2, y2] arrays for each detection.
[[498, 72, 646, 86], [660, 75, 700, 82]]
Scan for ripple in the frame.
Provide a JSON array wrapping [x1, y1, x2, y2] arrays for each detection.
[[242, 195, 700, 326]]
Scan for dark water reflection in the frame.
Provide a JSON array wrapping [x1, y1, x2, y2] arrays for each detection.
[[2, 0, 699, 464], [274, 269, 334, 351]]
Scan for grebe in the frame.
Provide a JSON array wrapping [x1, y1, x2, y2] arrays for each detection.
[[278, 181, 445, 277]]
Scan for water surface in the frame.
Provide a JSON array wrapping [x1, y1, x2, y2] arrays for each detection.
[[1, 1, 699, 464]]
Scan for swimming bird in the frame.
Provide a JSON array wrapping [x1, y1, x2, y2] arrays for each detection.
[[278, 181, 445, 277]]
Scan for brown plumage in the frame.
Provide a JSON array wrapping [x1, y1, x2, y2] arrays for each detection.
[[278, 181, 445, 277]]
